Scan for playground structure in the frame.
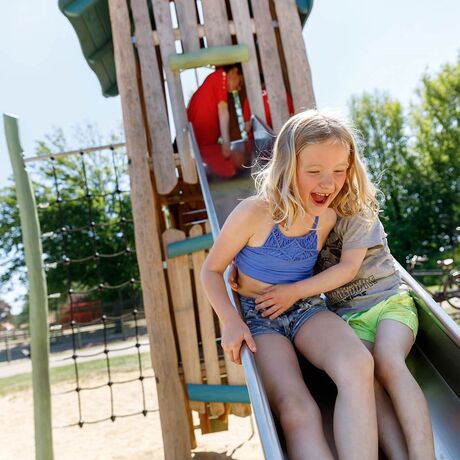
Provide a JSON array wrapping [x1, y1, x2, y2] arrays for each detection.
[[4, 0, 460, 459]]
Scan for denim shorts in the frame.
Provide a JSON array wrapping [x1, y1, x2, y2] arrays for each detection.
[[239, 295, 328, 341]]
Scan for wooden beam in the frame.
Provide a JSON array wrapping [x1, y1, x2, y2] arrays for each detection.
[[229, 0, 266, 124], [174, 0, 201, 52], [163, 229, 206, 414], [201, 0, 232, 46], [131, 0, 177, 194], [273, 0, 316, 111], [107, 1, 191, 458], [151, 0, 197, 184], [251, 0, 289, 132], [151, 20, 259, 45], [190, 225, 225, 416]]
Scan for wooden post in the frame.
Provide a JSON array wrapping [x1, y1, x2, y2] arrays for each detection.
[[131, 0, 178, 195], [189, 225, 225, 417], [163, 229, 206, 414], [273, 0, 316, 111], [4, 114, 54, 460], [251, 0, 290, 131], [107, 1, 191, 458], [229, 0, 266, 124]]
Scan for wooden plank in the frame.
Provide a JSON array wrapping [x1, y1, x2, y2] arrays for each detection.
[[163, 229, 206, 414], [224, 350, 252, 417], [207, 228, 251, 418], [151, 0, 197, 184], [273, 0, 316, 111], [190, 225, 226, 417], [200, 0, 232, 46], [108, 1, 192, 458], [131, 0, 177, 194], [152, 20, 258, 45], [174, 0, 201, 52], [228, 0, 266, 124], [251, 0, 289, 132]]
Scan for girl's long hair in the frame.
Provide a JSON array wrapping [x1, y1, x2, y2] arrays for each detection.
[[254, 109, 379, 228]]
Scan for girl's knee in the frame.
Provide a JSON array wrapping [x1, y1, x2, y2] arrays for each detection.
[[275, 394, 322, 433], [373, 350, 408, 384], [332, 347, 374, 387]]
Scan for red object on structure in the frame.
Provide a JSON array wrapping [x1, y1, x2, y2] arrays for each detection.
[[187, 68, 228, 146], [243, 89, 294, 129], [60, 299, 103, 325]]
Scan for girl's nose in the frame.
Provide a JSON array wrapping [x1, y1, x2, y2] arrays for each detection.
[[320, 174, 334, 188]]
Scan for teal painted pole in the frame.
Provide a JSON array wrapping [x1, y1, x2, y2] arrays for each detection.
[[167, 233, 213, 258], [4, 114, 54, 460], [187, 384, 250, 404]]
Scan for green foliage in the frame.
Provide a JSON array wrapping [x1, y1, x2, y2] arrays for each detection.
[[410, 59, 460, 253], [349, 55, 460, 264], [0, 125, 138, 319]]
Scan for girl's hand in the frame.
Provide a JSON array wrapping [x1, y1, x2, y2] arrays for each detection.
[[227, 261, 239, 291], [221, 317, 257, 365], [255, 284, 299, 319]]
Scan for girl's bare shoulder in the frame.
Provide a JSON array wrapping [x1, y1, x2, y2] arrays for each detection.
[[232, 196, 270, 221]]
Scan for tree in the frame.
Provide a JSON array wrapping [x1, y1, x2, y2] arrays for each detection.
[[349, 92, 421, 262], [0, 124, 138, 318], [349, 55, 460, 264], [410, 57, 460, 254]]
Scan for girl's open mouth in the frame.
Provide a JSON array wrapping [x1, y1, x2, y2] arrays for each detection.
[[311, 192, 330, 205]]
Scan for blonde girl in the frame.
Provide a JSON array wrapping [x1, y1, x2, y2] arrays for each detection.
[[202, 109, 378, 460]]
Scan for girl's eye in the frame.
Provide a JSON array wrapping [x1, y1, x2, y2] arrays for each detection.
[[307, 171, 320, 174], [334, 170, 347, 174]]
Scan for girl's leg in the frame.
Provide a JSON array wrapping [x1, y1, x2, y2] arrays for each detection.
[[373, 320, 435, 460], [253, 333, 334, 460], [294, 311, 378, 460], [362, 340, 408, 460]]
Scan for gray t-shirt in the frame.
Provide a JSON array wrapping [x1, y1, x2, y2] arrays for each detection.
[[316, 214, 401, 316]]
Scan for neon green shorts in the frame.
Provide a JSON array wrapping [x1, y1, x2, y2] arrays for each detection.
[[341, 291, 418, 343]]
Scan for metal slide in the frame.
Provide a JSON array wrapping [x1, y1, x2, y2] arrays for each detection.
[[191, 118, 460, 459]]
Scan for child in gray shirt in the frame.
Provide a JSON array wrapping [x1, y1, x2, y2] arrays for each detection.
[[251, 213, 435, 459]]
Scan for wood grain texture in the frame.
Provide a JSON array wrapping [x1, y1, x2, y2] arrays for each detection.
[[174, 0, 201, 52], [131, 0, 177, 194], [273, 0, 316, 111], [108, 1, 192, 457], [251, 0, 289, 132], [229, 0, 266, 123], [163, 229, 206, 414], [152, 0, 197, 183], [201, 0, 232, 46], [190, 225, 225, 416]]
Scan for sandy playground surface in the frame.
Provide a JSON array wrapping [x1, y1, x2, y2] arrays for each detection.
[[0, 369, 264, 460]]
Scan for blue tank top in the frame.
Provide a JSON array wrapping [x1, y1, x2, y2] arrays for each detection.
[[235, 216, 319, 284]]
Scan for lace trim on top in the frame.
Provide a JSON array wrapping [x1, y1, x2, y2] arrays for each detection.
[[256, 224, 318, 262]]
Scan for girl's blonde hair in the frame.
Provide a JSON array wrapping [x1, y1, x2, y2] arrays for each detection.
[[255, 109, 378, 227]]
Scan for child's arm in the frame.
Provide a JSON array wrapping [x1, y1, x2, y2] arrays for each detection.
[[255, 247, 367, 319], [201, 199, 259, 364]]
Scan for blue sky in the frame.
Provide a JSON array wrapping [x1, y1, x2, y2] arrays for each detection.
[[0, 0, 458, 311]]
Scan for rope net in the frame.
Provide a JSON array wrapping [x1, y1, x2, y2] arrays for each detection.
[[26, 144, 158, 427]]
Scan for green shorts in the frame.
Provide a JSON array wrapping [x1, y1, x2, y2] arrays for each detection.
[[341, 291, 418, 343]]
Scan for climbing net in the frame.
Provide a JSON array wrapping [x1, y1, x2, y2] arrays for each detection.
[[25, 143, 157, 427]]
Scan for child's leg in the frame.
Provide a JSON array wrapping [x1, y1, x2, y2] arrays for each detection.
[[373, 319, 435, 460], [294, 311, 378, 460], [362, 340, 408, 460], [253, 333, 334, 460]]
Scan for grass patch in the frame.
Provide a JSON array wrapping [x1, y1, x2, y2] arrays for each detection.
[[0, 352, 152, 397]]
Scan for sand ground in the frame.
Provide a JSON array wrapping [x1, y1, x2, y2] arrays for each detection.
[[0, 371, 264, 460]]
